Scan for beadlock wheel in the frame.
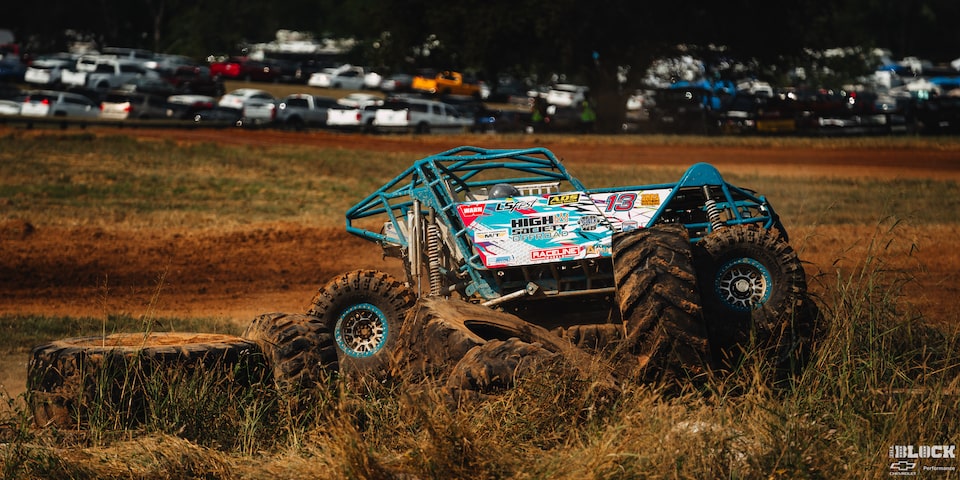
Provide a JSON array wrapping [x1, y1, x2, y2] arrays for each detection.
[[336, 302, 389, 358], [713, 257, 772, 311]]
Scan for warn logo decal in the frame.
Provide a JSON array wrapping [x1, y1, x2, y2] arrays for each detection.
[[530, 246, 581, 261], [457, 204, 486, 225]]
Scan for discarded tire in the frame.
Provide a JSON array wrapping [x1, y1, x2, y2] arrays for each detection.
[[612, 223, 711, 380], [27, 332, 266, 428], [692, 224, 810, 368], [307, 269, 416, 378], [395, 296, 566, 380], [553, 323, 624, 353], [446, 338, 558, 395], [242, 312, 338, 393]]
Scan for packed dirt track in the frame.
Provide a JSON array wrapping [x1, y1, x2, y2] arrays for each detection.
[[2, 126, 959, 324]]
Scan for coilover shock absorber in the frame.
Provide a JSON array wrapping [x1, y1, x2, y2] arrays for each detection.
[[702, 185, 725, 232], [426, 223, 442, 296]]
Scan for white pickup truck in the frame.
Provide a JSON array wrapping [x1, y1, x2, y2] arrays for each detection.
[[372, 96, 472, 133], [61, 58, 158, 90], [325, 93, 383, 132]]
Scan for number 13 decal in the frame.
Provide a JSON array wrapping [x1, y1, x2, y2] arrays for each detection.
[[604, 193, 637, 212]]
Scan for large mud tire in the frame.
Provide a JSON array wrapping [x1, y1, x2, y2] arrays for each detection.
[[552, 323, 624, 354], [692, 224, 809, 369], [612, 223, 711, 381], [394, 296, 561, 380], [241, 312, 338, 394], [307, 270, 416, 378], [27, 333, 266, 428], [445, 338, 558, 397]]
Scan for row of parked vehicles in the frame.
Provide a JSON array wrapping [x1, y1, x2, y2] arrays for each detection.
[[0, 82, 536, 134], [5, 44, 958, 135]]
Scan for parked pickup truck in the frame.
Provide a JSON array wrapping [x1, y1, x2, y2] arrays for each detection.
[[411, 70, 483, 98], [372, 95, 473, 133], [325, 93, 382, 131], [275, 93, 339, 130], [61, 58, 158, 90]]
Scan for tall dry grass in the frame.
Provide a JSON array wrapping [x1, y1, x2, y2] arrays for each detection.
[[2, 223, 958, 479]]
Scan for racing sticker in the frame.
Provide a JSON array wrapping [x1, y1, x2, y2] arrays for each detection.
[[464, 192, 615, 268], [530, 246, 582, 262], [457, 203, 486, 226]]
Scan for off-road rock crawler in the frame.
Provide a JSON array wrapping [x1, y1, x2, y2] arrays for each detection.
[[307, 146, 814, 381]]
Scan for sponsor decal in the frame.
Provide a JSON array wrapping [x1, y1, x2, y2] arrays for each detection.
[[640, 193, 661, 207], [510, 214, 571, 240], [530, 246, 581, 261], [621, 220, 639, 232], [578, 215, 601, 231], [495, 199, 536, 212], [474, 229, 508, 241], [491, 255, 514, 264], [457, 204, 485, 225], [586, 244, 611, 256], [547, 193, 581, 205]]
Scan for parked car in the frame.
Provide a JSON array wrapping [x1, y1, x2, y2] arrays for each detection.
[[99, 92, 175, 120], [62, 58, 159, 90], [0, 97, 23, 115], [326, 93, 383, 132], [165, 65, 225, 96], [275, 93, 339, 129], [373, 95, 473, 133], [218, 88, 276, 110], [337, 92, 383, 108], [20, 90, 101, 118], [308, 64, 368, 89], [0, 58, 25, 82], [193, 106, 243, 126], [545, 83, 589, 107], [379, 73, 414, 93], [411, 70, 483, 97], [210, 57, 281, 82], [98, 47, 157, 68], [241, 99, 278, 126], [118, 76, 178, 97], [166, 94, 216, 120], [23, 56, 74, 86]]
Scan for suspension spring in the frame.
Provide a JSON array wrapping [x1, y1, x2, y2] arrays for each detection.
[[426, 224, 442, 296], [702, 185, 725, 231]]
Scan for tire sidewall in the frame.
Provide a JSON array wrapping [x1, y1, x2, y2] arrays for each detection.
[[310, 271, 415, 376], [694, 226, 806, 356]]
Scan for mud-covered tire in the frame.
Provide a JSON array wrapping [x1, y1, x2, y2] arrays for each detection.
[[552, 324, 624, 353], [445, 338, 558, 395], [394, 296, 559, 380], [27, 333, 266, 428], [307, 270, 416, 378], [692, 224, 809, 368], [241, 312, 338, 393], [612, 223, 711, 380]]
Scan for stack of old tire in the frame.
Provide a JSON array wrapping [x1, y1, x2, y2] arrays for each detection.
[[27, 332, 269, 427]]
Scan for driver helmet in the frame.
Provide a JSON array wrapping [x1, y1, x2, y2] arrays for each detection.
[[488, 183, 521, 199]]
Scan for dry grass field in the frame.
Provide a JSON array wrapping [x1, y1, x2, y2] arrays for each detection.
[[1, 125, 959, 478]]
